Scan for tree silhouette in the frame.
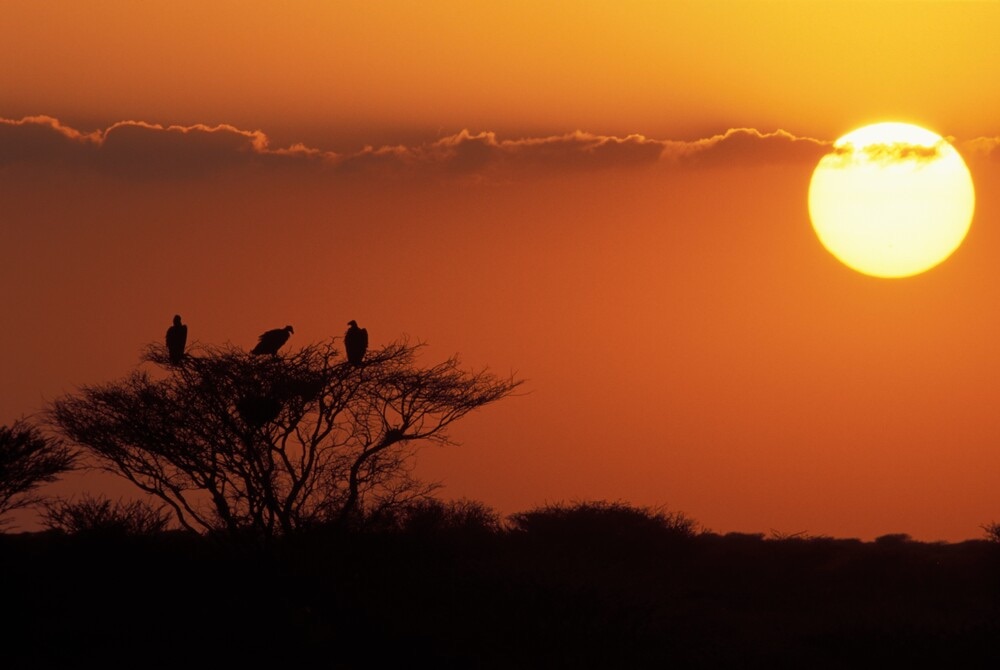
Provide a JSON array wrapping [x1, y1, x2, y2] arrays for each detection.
[[0, 418, 78, 526], [48, 336, 521, 538]]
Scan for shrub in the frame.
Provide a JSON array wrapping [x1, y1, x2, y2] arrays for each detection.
[[507, 500, 698, 543], [40, 494, 172, 536], [365, 498, 502, 535]]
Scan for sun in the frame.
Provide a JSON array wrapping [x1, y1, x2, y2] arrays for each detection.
[[808, 122, 975, 278]]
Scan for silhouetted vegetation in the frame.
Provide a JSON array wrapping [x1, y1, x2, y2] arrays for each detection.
[[363, 496, 503, 535], [509, 499, 698, 539], [4, 499, 1000, 668], [9, 323, 1000, 665], [47, 336, 521, 538], [0, 418, 77, 526], [39, 493, 171, 536]]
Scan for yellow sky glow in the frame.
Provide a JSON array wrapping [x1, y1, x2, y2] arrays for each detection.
[[3, 1, 1000, 145]]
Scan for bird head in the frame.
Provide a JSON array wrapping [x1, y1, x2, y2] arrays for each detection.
[[285, 325, 294, 334], [348, 320, 358, 327], [173, 315, 182, 325]]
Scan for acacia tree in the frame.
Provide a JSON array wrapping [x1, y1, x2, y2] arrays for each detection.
[[0, 418, 78, 526], [48, 337, 521, 537]]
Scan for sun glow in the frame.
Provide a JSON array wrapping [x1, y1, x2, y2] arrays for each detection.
[[808, 122, 975, 278]]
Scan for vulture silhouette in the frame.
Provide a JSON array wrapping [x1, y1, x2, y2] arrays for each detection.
[[344, 320, 368, 366], [252, 325, 294, 356], [165, 315, 188, 365]]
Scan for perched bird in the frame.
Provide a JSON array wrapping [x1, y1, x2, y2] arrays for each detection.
[[252, 325, 294, 356], [165, 314, 188, 365], [344, 320, 368, 366]]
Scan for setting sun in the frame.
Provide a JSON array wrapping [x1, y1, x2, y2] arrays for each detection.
[[808, 122, 975, 278]]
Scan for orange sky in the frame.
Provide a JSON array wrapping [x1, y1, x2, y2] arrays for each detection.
[[4, 1, 1000, 541], [5, 1, 1000, 145]]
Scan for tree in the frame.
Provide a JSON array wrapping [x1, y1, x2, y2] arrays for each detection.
[[48, 336, 522, 538], [0, 418, 78, 526]]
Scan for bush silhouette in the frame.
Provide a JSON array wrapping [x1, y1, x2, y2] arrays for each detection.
[[365, 497, 503, 536], [40, 494, 172, 536], [507, 500, 698, 551]]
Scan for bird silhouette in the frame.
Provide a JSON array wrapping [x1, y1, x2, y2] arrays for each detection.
[[344, 320, 368, 366], [252, 325, 294, 356], [165, 314, 188, 365]]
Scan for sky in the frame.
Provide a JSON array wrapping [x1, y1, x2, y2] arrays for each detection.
[[4, 0, 1000, 541]]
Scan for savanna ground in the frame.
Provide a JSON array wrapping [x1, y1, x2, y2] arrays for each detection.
[[5, 500, 1000, 669]]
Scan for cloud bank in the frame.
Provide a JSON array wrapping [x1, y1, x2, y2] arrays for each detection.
[[0, 116, 836, 180]]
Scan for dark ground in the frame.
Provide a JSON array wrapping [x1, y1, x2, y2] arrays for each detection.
[[4, 511, 1000, 669]]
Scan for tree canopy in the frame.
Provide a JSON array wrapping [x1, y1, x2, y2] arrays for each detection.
[[0, 418, 78, 526], [49, 337, 521, 537]]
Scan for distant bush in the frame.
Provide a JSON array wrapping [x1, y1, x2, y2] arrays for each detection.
[[507, 500, 698, 543], [40, 494, 172, 536], [364, 498, 502, 535], [981, 522, 1000, 543], [723, 532, 766, 542], [875, 533, 913, 545], [768, 529, 812, 541]]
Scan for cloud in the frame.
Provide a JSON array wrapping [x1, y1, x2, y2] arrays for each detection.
[[98, 121, 273, 177], [0, 116, 336, 178], [443, 129, 668, 170], [336, 128, 828, 176], [0, 115, 831, 180], [662, 128, 830, 167], [824, 140, 944, 167], [0, 115, 100, 165]]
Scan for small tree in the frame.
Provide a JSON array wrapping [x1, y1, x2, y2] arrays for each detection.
[[0, 418, 78, 527], [48, 337, 521, 538]]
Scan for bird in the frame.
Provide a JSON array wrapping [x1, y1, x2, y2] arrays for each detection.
[[344, 320, 368, 366], [165, 314, 188, 365], [251, 325, 294, 356]]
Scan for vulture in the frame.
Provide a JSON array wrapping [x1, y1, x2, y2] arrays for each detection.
[[344, 320, 368, 366], [251, 325, 294, 356], [165, 314, 188, 365]]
